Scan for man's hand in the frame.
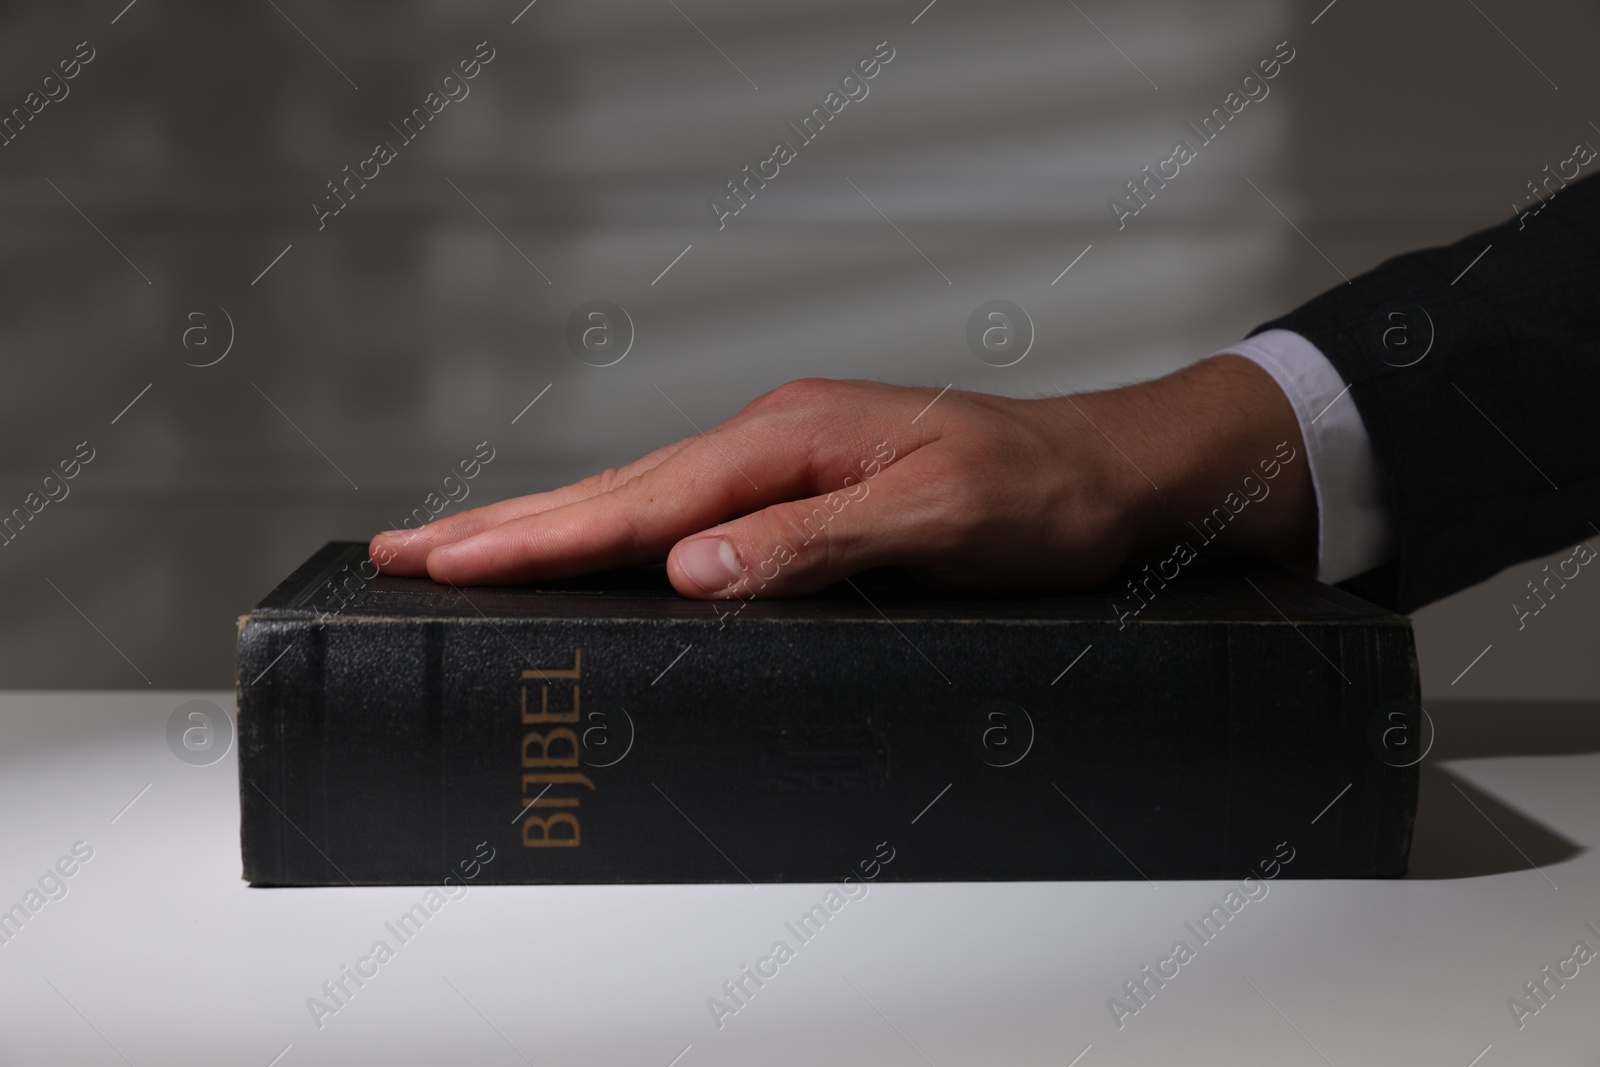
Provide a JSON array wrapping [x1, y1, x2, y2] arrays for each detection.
[[370, 356, 1317, 598]]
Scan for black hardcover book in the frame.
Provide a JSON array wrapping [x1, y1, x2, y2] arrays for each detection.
[[237, 541, 1420, 886]]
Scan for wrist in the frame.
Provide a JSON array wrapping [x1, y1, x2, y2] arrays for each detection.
[[1055, 355, 1318, 574]]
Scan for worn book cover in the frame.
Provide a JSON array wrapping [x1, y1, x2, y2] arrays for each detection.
[[237, 541, 1420, 885]]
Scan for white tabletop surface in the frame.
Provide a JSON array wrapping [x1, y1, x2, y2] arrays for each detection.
[[0, 691, 1595, 1066]]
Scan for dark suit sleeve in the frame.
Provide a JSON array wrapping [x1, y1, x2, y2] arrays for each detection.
[[1248, 169, 1600, 613]]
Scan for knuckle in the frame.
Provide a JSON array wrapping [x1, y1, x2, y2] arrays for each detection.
[[591, 467, 626, 493], [749, 377, 837, 412]]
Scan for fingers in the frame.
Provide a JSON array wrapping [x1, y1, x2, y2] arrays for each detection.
[[399, 378, 946, 588], [667, 447, 939, 599], [370, 436, 692, 575], [421, 419, 827, 584]]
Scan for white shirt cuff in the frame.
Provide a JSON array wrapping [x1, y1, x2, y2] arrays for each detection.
[[1210, 329, 1396, 585]]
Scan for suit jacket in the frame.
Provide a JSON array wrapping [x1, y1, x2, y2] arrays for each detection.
[[1251, 171, 1600, 613]]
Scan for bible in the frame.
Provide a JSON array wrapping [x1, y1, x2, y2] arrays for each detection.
[[237, 541, 1420, 885]]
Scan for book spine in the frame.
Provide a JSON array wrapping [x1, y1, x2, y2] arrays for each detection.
[[238, 613, 1419, 885]]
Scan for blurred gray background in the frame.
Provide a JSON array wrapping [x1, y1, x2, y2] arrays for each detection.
[[1, 0, 1595, 696]]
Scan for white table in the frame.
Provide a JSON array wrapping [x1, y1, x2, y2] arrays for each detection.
[[1, 692, 1594, 1065]]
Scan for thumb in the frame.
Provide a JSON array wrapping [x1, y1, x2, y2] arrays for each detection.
[[666, 472, 913, 598]]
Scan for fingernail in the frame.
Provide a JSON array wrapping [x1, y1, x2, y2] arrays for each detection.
[[678, 537, 742, 594], [373, 530, 406, 540]]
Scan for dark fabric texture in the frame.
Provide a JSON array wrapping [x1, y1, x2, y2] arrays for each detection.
[[1250, 171, 1600, 613]]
